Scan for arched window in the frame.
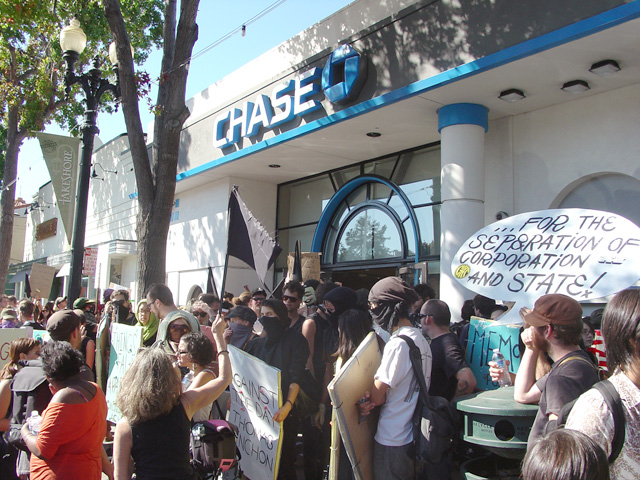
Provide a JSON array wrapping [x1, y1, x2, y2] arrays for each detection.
[[557, 173, 640, 227]]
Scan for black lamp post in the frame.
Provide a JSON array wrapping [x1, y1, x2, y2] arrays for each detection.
[[60, 18, 123, 304]]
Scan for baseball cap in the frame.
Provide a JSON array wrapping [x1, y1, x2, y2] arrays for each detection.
[[523, 294, 582, 327], [73, 297, 95, 309], [55, 296, 67, 307], [47, 310, 81, 341], [1, 309, 17, 321], [251, 288, 267, 298], [227, 306, 257, 325]]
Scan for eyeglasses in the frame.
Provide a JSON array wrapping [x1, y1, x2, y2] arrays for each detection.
[[252, 297, 265, 303], [193, 311, 208, 318], [282, 295, 299, 303], [169, 324, 190, 332], [177, 351, 188, 355]]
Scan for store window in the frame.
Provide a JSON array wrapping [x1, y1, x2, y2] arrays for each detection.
[[276, 143, 442, 274]]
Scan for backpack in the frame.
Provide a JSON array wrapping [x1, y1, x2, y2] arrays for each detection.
[[190, 402, 240, 478], [399, 335, 459, 465], [548, 379, 625, 464]]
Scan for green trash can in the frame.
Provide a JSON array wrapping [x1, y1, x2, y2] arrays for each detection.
[[460, 455, 521, 480], [455, 387, 538, 459]]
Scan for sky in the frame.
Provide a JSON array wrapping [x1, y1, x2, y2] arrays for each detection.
[[15, 0, 354, 200]]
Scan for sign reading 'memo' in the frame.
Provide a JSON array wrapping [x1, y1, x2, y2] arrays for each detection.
[[451, 208, 640, 306]]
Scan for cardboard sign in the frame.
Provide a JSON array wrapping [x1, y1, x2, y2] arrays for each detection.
[[105, 323, 143, 423], [0, 329, 29, 369], [327, 332, 382, 480], [466, 317, 521, 390], [287, 252, 321, 283], [452, 209, 640, 308], [228, 346, 282, 480], [29, 264, 57, 299]]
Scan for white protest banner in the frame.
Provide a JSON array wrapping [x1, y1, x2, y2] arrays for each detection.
[[452, 209, 640, 319], [106, 323, 143, 423], [228, 345, 282, 480], [0, 329, 29, 369]]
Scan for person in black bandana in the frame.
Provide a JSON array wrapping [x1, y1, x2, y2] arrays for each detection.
[[245, 299, 309, 480], [368, 276, 420, 343]]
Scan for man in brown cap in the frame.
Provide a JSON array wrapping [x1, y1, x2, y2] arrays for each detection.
[[494, 293, 600, 448]]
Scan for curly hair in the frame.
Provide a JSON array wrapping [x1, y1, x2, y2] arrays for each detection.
[[602, 288, 640, 373], [0, 338, 40, 380], [40, 341, 84, 382], [116, 348, 181, 425], [181, 332, 215, 367]]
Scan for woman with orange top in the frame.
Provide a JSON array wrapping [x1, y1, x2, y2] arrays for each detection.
[[20, 341, 111, 480]]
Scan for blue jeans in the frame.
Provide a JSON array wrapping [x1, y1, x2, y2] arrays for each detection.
[[373, 441, 415, 480]]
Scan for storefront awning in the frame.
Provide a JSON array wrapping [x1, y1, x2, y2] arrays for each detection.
[[7, 270, 28, 284], [56, 263, 70, 277]]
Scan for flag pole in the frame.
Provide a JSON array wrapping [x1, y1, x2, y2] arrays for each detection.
[[218, 185, 238, 314]]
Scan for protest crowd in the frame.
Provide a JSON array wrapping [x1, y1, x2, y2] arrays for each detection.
[[0, 272, 638, 480]]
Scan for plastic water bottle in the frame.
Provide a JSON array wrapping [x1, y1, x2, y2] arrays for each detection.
[[28, 410, 42, 435], [492, 349, 513, 387], [182, 370, 194, 391]]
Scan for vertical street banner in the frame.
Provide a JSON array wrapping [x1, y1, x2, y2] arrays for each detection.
[[36, 132, 81, 243], [327, 332, 383, 480], [106, 323, 143, 423], [466, 317, 521, 390], [228, 345, 282, 480], [0, 329, 29, 369]]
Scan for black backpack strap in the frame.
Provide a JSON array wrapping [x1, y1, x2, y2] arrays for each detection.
[[398, 335, 429, 403], [594, 380, 626, 464]]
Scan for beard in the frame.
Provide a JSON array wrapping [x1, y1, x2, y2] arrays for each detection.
[[531, 326, 550, 352]]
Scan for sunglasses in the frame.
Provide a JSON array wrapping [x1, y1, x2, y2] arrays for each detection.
[[177, 350, 188, 355], [252, 297, 265, 302], [282, 295, 299, 303], [193, 311, 208, 318], [169, 324, 190, 332]]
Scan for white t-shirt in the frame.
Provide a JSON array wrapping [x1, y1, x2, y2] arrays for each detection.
[[374, 326, 432, 446], [566, 369, 640, 480]]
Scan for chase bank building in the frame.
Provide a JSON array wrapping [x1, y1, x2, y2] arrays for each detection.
[[80, 0, 640, 313]]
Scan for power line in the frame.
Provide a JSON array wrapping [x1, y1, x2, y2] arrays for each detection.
[[164, 0, 289, 77]]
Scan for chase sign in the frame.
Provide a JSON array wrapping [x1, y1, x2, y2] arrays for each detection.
[[213, 44, 367, 150]]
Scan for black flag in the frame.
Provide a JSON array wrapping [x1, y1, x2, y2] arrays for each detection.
[[206, 266, 217, 294], [292, 240, 303, 282], [226, 187, 282, 284]]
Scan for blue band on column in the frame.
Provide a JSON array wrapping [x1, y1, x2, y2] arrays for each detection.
[[438, 103, 488, 132]]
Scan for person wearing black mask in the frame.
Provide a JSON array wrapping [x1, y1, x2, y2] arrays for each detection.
[[368, 276, 420, 344], [245, 299, 309, 480]]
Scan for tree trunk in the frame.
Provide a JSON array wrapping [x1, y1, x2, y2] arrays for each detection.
[[103, 0, 200, 301], [0, 106, 26, 293]]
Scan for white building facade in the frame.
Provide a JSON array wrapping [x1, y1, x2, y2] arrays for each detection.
[[21, 0, 640, 311]]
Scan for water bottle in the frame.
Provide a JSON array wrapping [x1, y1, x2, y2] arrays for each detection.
[[492, 349, 513, 387], [28, 410, 42, 435], [182, 370, 194, 391]]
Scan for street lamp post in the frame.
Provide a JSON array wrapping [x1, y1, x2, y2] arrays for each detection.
[[60, 19, 122, 304]]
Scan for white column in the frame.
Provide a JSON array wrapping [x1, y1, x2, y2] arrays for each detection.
[[438, 103, 488, 319]]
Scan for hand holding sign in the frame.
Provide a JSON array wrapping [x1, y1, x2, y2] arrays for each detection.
[[452, 208, 640, 324]]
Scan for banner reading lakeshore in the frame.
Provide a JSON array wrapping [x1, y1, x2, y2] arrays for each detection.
[[452, 208, 640, 307], [36, 132, 81, 243], [106, 323, 143, 423], [228, 345, 282, 480], [466, 318, 522, 390]]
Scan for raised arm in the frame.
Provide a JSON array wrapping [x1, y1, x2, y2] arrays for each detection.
[[182, 314, 232, 418]]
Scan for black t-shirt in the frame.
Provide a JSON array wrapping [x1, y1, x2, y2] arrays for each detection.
[[429, 332, 470, 401], [528, 349, 600, 447]]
